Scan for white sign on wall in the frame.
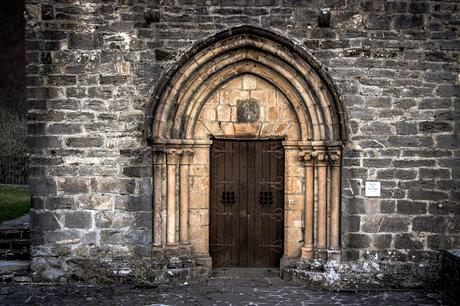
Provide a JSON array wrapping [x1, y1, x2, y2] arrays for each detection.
[[365, 181, 381, 197]]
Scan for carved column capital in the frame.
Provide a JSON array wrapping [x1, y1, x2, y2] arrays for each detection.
[[152, 146, 166, 165], [312, 151, 328, 165], [298, 150, 314, 166], [329, 150, 341, 167], [180, 148, 195, 165], [165, 148, 182, 165]]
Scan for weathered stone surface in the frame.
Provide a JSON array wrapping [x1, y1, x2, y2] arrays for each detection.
[[395, 234, 424, 249], [23, 0, 459, 287], [29, 178, 57, 196], [58, 177, 89, 194], [30, 211, 62, 232], [64, 211, 93, 229], [346, 233, 371, 248], [379, 217, 410, 232], [65, 137, 104, 148]]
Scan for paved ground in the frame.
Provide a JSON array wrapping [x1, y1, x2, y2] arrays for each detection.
[[0, 276, 455, 306]]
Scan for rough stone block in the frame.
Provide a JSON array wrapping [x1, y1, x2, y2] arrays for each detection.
[[58, 177, 89, 194], [69, 33, 102, 50], [46, 230, 81, 245], [374, 234, 392, 249], [396, 121, 418, 135], [99, 75, 128, 85], [408, 190, 448, 201], [64, 211, 93, 229], [30, 211, 62, 231], [419, 168, 450, 179], [65, 137, 104, 148], [385, 1, 407, 12], [409, 2, 430, 14], [363, 14, 391, 29], [413, 216, 447, 233], [94, 178, 136, 194], [46, 197, 77, 210], [361, 216, 383, 233], [345, 198, 365, 214], [48, 123, 82, 134], [115, 196, 152, 211], [346, 233, 371, 248], [122, 166, 152, 177], [394, 14, 425, 29], [380, 200, 396, 214], [29, 177, 57, 196], [395, 234, 424, 249], [388, 136, 433, 147], [396, 200, 427, 215], [379, 217, 410, 232]]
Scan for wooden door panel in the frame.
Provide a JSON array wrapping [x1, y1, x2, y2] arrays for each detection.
[[210, 139, 284, 267]]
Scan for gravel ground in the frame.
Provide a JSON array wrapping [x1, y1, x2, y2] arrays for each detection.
[[0, 276, 455, 306]]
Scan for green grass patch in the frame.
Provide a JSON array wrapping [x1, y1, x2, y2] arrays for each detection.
[[0, 186, 31, 223]]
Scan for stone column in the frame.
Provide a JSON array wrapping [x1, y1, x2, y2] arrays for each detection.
[[329, 150, 341, 252], [166, 149, 181, 246], [299, 150, 314, 259], [152, 148, 166, 251], [314, 150, 328, 260], [179, 148, 194, 247]]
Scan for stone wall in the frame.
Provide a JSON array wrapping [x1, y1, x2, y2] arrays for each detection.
[[25, 0, 459, 286]]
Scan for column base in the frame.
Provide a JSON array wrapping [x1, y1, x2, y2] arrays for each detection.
[[327, 249, 342, 261], [165, 244, 180, 256], [194, 253, 212, 269], [314, 249, 327, 260], [179, 243, 192, 255], [301, 246, 314, 259], [152, 245, 164, 257]]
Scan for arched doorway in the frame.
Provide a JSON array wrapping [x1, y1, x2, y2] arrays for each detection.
[[146, 25, 346, 268]]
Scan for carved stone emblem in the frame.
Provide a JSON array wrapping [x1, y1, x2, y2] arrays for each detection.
[[236, 99, 260, 123]]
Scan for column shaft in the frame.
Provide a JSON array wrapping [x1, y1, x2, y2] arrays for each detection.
[[329, 152, 341, 250], [166, 150, 180, 246], [167, 163, 176, 245], [152, 150, 166, 247], [305, 163, 314, 254], [316, 153, 328, 255], [299, 150, 314, 259], [153, 161, 164, 247], [179, 163, 189, 244]]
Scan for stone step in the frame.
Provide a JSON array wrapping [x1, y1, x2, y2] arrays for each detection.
[[0, 249, 30, 260], [0, 260, 30, 273], [0, 228, 30, 240], [0, 260, 32, 283], [0, 228, 31, 261], [0, 239, 30, 248], [211, 267, 280, 278]]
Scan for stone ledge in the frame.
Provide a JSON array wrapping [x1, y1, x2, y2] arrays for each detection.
[[31, 256, 210, 286], [281, 257, 443, 290]]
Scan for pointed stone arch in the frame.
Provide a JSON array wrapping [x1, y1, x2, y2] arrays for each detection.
[[146, 25, 347, 266]]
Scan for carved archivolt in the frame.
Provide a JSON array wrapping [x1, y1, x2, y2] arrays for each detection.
[[146, 25, 346, 144], [146, 26, 346, 262]]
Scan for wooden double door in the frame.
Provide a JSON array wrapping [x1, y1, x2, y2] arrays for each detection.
[[209, 139, 284, 267]]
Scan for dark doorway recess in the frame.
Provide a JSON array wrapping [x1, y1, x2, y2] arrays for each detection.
[[209, 139, 284, 267]]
